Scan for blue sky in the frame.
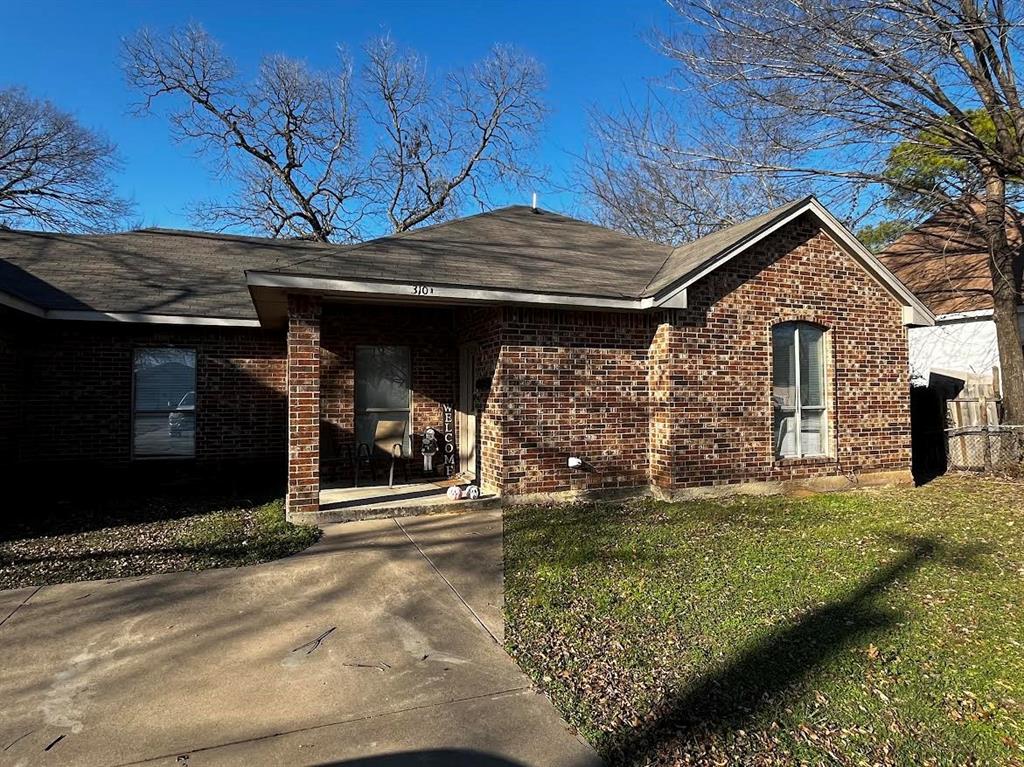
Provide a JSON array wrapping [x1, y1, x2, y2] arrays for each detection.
[[2, 0, 677, 234]]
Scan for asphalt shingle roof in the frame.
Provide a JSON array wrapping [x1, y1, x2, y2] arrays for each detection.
[[261, 206, 673, 299], [878, 202, 1024, 315], [644, 197, 813, 295], [0, 228, 328, 319], [0, 200, 824, 320]]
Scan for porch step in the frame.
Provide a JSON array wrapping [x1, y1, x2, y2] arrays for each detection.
[[293, 490, 501, 525]]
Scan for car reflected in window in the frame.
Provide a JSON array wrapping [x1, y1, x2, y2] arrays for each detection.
[[168, 390, 196, 437]]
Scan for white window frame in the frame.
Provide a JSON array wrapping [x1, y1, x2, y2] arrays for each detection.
[[773, 323, 828, 459], [131, 347, 197, 460]]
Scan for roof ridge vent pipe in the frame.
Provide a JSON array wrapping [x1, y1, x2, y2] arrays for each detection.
[[531, 192, 538, 212]]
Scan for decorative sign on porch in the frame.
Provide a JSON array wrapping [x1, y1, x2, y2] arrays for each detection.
[[421, 427, 439, 472], [441, 404, 456, 478]]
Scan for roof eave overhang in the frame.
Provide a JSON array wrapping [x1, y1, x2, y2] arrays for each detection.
[[0, 289, 260, 327], [648, 197, 937, 327], [245, 271, 673, 326]]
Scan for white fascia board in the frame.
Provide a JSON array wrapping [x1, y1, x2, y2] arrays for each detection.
[[934, 308, 994, 323], [0, 290, 260, 326], [654, 287, 687, 309], [902, 306, 934, 326], [652, 201, 814, 308], [651, 197, 937, 327], [245, 271, 644, 311], [932, 306, 1024, 324], [809, 199, 934, 326]]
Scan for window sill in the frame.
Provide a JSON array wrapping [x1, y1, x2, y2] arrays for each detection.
[[773, 455, 835, 467], [131, 455, 197, 462]]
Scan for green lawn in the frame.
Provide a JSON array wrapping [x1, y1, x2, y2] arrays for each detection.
[[504, 477, 1024, 766], [1, 498, 321, 589]]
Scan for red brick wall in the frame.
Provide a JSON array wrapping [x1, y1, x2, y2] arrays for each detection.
[[320, 304, 456, 484], [12, 321, 287, 465], [287, 296, 321, 515], [650, 212, 910, 490], [5, 213, 911, 505], [489, 308, 654, 495]]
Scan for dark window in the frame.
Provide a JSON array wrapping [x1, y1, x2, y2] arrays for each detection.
[[355, 345, 411, 456], [133, 348, 196, 457]]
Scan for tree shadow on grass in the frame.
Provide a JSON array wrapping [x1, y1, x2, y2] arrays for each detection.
[[600, 534, 988, 765]]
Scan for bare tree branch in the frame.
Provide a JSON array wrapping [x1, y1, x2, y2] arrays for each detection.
[[0, 87, 130, 232], [363, 36, 547, 232], [582, 0, 1024, 423], [123, 24, 364, 242], [122, 25, 547, 240]]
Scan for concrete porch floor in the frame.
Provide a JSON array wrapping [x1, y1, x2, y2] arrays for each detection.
[[312, 481, 499, 523]]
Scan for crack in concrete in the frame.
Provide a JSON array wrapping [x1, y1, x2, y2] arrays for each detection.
[[393, 517, 500, 645], [0, 585, 42, 629], [110, 685, 534, 766]]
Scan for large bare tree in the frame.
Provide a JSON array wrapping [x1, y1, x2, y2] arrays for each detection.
[[123, 25, 363, 242], [364, 36, 546, 233], [579, 100, 806, 244], [122, 25, 546, 241], [586, 0, 1024, 423], [0, 87, 129, 231]]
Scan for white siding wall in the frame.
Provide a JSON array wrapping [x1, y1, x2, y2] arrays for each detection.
[[907, 311, 1024, 385]]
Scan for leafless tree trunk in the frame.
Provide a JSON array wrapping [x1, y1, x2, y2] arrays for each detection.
[[0, 88, 130, 232], [122, 25, 546, 241], [587, 0, 1024, 422]]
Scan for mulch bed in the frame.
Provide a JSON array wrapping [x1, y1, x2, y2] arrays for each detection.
[[0, 497, 320, 590]]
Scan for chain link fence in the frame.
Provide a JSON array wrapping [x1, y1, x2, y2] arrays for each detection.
[[946, 425, 1024, 474]]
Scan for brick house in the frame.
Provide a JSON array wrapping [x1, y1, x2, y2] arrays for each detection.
[[0, 196, 933, 520]]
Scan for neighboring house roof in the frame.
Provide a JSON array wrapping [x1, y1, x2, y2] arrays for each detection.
[[878, 203, 1024, 316], [0, 198, 933, 327]]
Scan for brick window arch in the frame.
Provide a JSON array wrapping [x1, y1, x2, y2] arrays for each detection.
[[772, 322, 828, 458]]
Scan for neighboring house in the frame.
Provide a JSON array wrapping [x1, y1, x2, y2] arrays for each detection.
[[878, 204, 1024, 387], [0, 196, 933, 520]]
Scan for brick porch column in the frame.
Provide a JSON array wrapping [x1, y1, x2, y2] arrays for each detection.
[[286, 295, 322, 518]]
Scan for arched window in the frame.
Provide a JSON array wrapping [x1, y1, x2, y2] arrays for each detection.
[[772, 322, 827, 458]]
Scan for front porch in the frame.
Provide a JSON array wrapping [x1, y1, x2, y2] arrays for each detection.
[[295, 480, 502, 524], [284, 296, 501, 520]]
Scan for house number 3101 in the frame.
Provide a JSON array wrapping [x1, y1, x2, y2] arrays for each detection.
[[411, 285, 434, 296]]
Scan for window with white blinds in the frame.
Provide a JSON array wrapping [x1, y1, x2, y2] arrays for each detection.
[[772, 323, 827, 458], [133, 348, 196, 457]]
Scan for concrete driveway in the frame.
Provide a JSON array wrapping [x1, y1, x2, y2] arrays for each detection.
[[0, 510, 600, 767]]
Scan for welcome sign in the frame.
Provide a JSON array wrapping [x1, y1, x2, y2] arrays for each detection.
[[441, 404, 456, 477]]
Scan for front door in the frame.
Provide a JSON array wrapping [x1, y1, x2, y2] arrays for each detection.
[[458, 344, 477, 481]]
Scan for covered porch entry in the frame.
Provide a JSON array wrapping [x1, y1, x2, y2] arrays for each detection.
[[283, 296, 498, 520]]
